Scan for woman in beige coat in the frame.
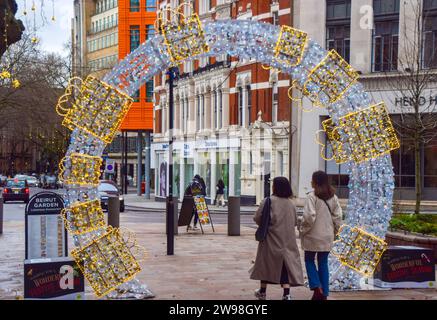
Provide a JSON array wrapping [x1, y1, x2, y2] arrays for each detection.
[[250, 177, 304, 300], [300, 171, 342, 300]]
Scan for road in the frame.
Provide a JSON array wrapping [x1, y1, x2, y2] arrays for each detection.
[[1, 187, 257, 227]]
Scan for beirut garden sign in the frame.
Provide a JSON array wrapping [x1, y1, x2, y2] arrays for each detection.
[[55, 3, 400, 298]]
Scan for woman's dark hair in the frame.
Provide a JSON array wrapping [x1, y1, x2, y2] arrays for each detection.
[[272, 177, 293, 198], [218, 179, 225, 188], [312, 171, 335, 201]]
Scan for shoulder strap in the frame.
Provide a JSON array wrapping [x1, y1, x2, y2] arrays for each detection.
[[323, 199, 333, 216]]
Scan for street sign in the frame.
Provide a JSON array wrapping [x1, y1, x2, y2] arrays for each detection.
[[25, 192, 67, 259], [105, 159, 115, 174], [24, 257, 85, 300]]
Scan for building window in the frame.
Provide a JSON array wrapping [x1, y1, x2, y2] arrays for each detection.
[[372, 0, 399, 72], [391, 114, 437, 189], [133, 90, 140, 102], [326, 0, 351, 62], [130, 0, 140, 12], [146, 0, 156, 12], [249, 152, 253, 175], [423, 0, 437, 68], [130, 25, 140, 52], [146, 25, 155, 40], [238, 87, 243, 126], [146, 80, 154, 102], [246, 85, 252, 126], [272, 81, 278, 125]]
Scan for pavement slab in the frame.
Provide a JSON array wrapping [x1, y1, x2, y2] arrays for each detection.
[[0, 214, 436, 300]]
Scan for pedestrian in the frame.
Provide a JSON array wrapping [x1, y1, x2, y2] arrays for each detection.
[[300, 171, 343, 300], [216, 179, 225, 207], [185, 175, 205, 230], [250, 177, 304, 300], [194, 174, 207, 196]]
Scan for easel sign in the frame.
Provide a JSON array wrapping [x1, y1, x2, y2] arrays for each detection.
[[193, 195, 215, 233]]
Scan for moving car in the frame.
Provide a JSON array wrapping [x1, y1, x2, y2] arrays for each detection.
[[2, 179, 30, 203], [26, 176, 40, 187], [98, 180, 125, 212]]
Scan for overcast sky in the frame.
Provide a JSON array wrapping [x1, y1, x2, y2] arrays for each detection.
[[16, 0, 74, 55]]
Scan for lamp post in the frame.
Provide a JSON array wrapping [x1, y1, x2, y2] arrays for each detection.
[[166, 66, 179, 256]]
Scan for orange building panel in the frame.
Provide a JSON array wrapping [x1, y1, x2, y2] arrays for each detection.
[[118, 0, 157, 131]]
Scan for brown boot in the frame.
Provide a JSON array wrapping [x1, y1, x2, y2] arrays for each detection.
[[311, 288, 324, 300]]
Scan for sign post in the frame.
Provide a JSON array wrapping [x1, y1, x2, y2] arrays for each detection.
[[24, 192, 85, 299], [25, 191, 67, 259]]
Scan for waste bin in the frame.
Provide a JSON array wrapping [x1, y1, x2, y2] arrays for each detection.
[[107, 196, 120, 228]]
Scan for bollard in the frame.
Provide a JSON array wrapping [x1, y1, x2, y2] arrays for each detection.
[[107, 196, 120, 228], [228, 196, 240, 236], [0, 196, 3, 234], [166, 197, 178, 235]]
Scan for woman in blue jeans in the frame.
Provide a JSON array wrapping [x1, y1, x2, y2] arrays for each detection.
[[300, 171, 342, 300]]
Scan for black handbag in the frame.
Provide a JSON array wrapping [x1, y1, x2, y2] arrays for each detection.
[[255, 197, 271, 242]]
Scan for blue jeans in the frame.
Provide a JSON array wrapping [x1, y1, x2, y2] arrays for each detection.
[[304, 251, 330, 297]]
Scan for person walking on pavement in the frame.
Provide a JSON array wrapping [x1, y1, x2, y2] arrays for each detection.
[[215, 179, 225, 207], [250, 177, 304, 300], [300, 171, 342, 300], [186, 175, 206, 230]]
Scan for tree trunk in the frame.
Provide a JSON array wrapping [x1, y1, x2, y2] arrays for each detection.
[[414, 135, 421, 215]]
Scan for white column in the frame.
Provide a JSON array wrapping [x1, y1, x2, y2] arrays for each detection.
[[210, 151, 217, 203], [175, 99, 180, 130], [211, 91, 216, 130], [188, 95, 195, 134], [205, 92, 211, 130]]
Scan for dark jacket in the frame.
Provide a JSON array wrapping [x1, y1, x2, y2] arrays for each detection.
[[216, 181, 225, 195]]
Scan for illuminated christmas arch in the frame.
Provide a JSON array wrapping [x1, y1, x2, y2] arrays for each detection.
[[56, 3, 399, 297]]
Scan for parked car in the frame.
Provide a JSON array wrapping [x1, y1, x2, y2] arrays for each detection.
[[98, 180, 125, 212], [26, 176, 40, 187], [43, 175, 59, 189], [0, 175, 7, 187], [2, 179, 30, 203]]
